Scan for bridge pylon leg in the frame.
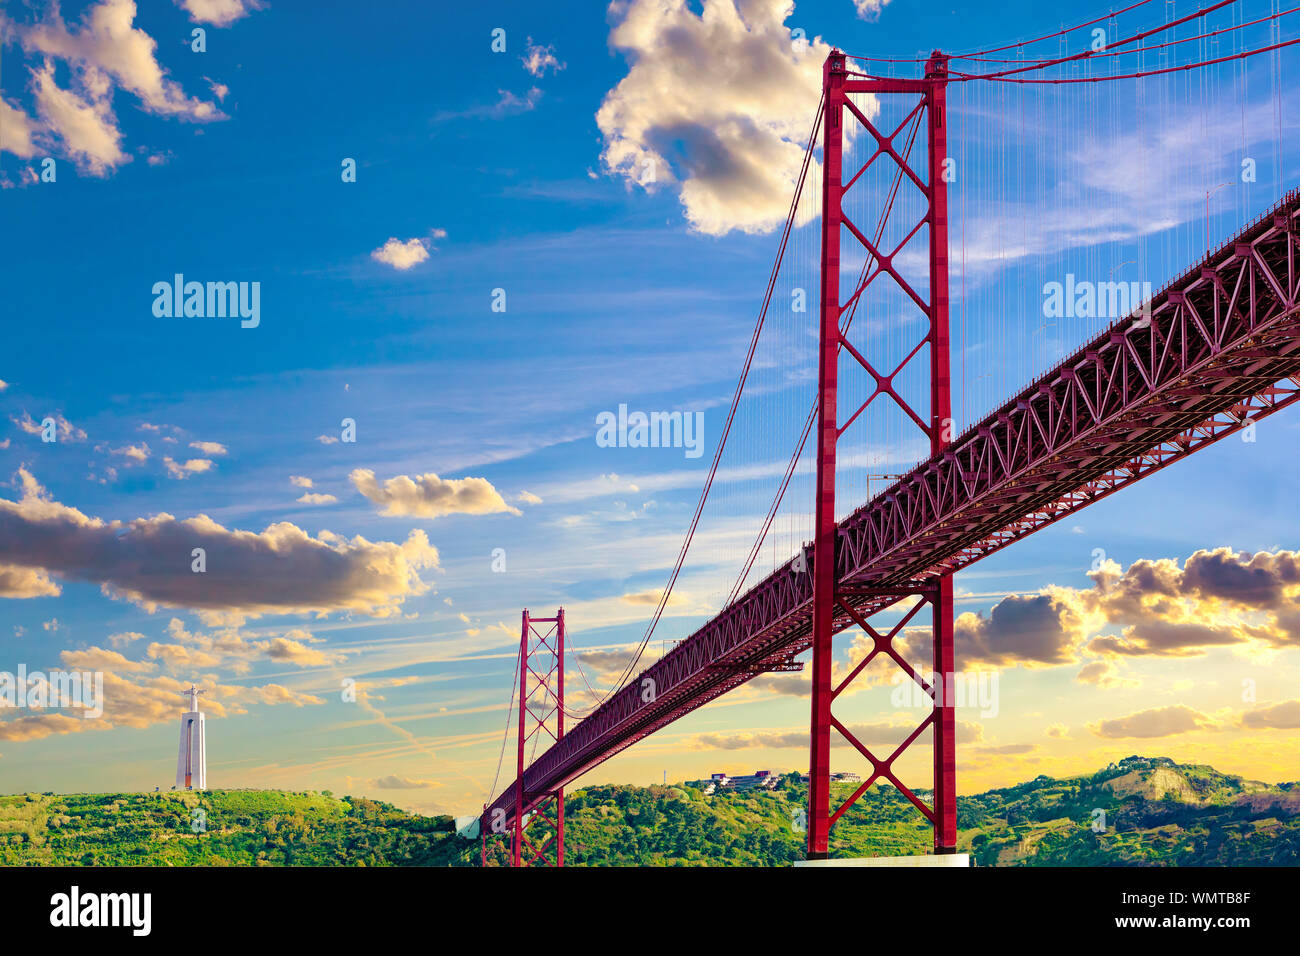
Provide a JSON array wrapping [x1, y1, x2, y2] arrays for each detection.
[[507, 608, 566, 867], [808, 49, 957, 860]]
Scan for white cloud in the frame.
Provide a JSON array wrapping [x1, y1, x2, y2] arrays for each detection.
[[522, 38, 564, 77], [851, 0, 890, 19], [6, 0, 228, 174], [162, 456, 214, 479], [18, 0, 223, 119], [370, 237, 430, 270], [350, 469, 522, 519], [296, 492, 338, 506], [0, 98, 40, 159], [189, 440, 227, 456], [177, 0, 262, 27], [110, 442, 150, 462], [290, 475, 313, 488], [0, 564, 61, 598], [12, 411, 86, 442], [596, 0, 841, 236], [29, 61, 126, 176], [0, 467, 439, 621]]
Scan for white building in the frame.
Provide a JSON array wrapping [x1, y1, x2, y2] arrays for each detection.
[[175, 685, 207, 790]]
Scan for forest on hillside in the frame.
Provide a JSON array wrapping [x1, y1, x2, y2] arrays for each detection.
[[1, 757, 1296, 866]]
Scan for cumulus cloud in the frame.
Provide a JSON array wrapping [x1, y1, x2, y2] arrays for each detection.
[[950, 593, 1083, 668], [370, 237, 431, 270], [517, 490, 543, 505], [1075, 658, 1139, 689], [163, 456, 214, 479], [27, 60, 127, 175], [3, 1, 227, 174], [891, 548, 1300, 679], [0, 468, 439, 621], [0, 97, 40, 158], [0, 564, 61, 598], [1080, 549, 1300, 657], [13, 411, 86, 442], [60, 646, 154, 673], [851, 0, 891, 18], [350, 469, 521, 519], [266, 634, 336, 667], [110, 442, 150, 462], [290, 475, 313, 489], [296, 492, 338, 506], [145, 620, 340, 675], [176, 0, 263, 27], [574, 646, 662, 688], [1089, 704, 1216, 739], [0, 669, 320, 742], [596, 0, 842, 235], [1239, 699, 1300, 730], [188, 440, 227, 456], [17, 1, 223, 119]]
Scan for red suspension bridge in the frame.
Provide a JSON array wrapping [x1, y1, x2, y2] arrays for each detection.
[[480, 2, 1300, 866]]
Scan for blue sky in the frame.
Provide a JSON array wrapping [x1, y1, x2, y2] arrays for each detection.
[[2, 0, 1299, 816]]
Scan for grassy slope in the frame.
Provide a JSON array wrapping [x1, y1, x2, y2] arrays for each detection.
[[1, 757, 1296, 866]]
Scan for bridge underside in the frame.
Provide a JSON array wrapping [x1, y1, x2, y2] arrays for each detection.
[[484, 191, 1300, 832]]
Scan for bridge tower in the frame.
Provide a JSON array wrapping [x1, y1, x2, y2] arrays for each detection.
[[807, 49, 956, 859], [507, 607, 566, 866]]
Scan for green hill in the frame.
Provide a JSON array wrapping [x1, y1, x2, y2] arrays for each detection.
[[1, 756, 1296, 866], [0, 789, 466, 867]]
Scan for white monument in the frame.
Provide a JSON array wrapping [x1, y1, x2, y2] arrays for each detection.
[[175, 685, 207, 790]]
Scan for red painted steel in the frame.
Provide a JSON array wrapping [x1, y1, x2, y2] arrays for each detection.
[[925, 52, 957, 854], [807, 50, 846, 861], [484, 188, 1300, 838], [506, 609, 566, 867], [483, 56, 1300, 843], [807, 50, 958, 858]]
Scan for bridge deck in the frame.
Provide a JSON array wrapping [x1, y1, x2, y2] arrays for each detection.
[[484, 191, 1300, 829]]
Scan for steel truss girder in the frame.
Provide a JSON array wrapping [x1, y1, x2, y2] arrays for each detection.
[[482, 189, 1300, 837]]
